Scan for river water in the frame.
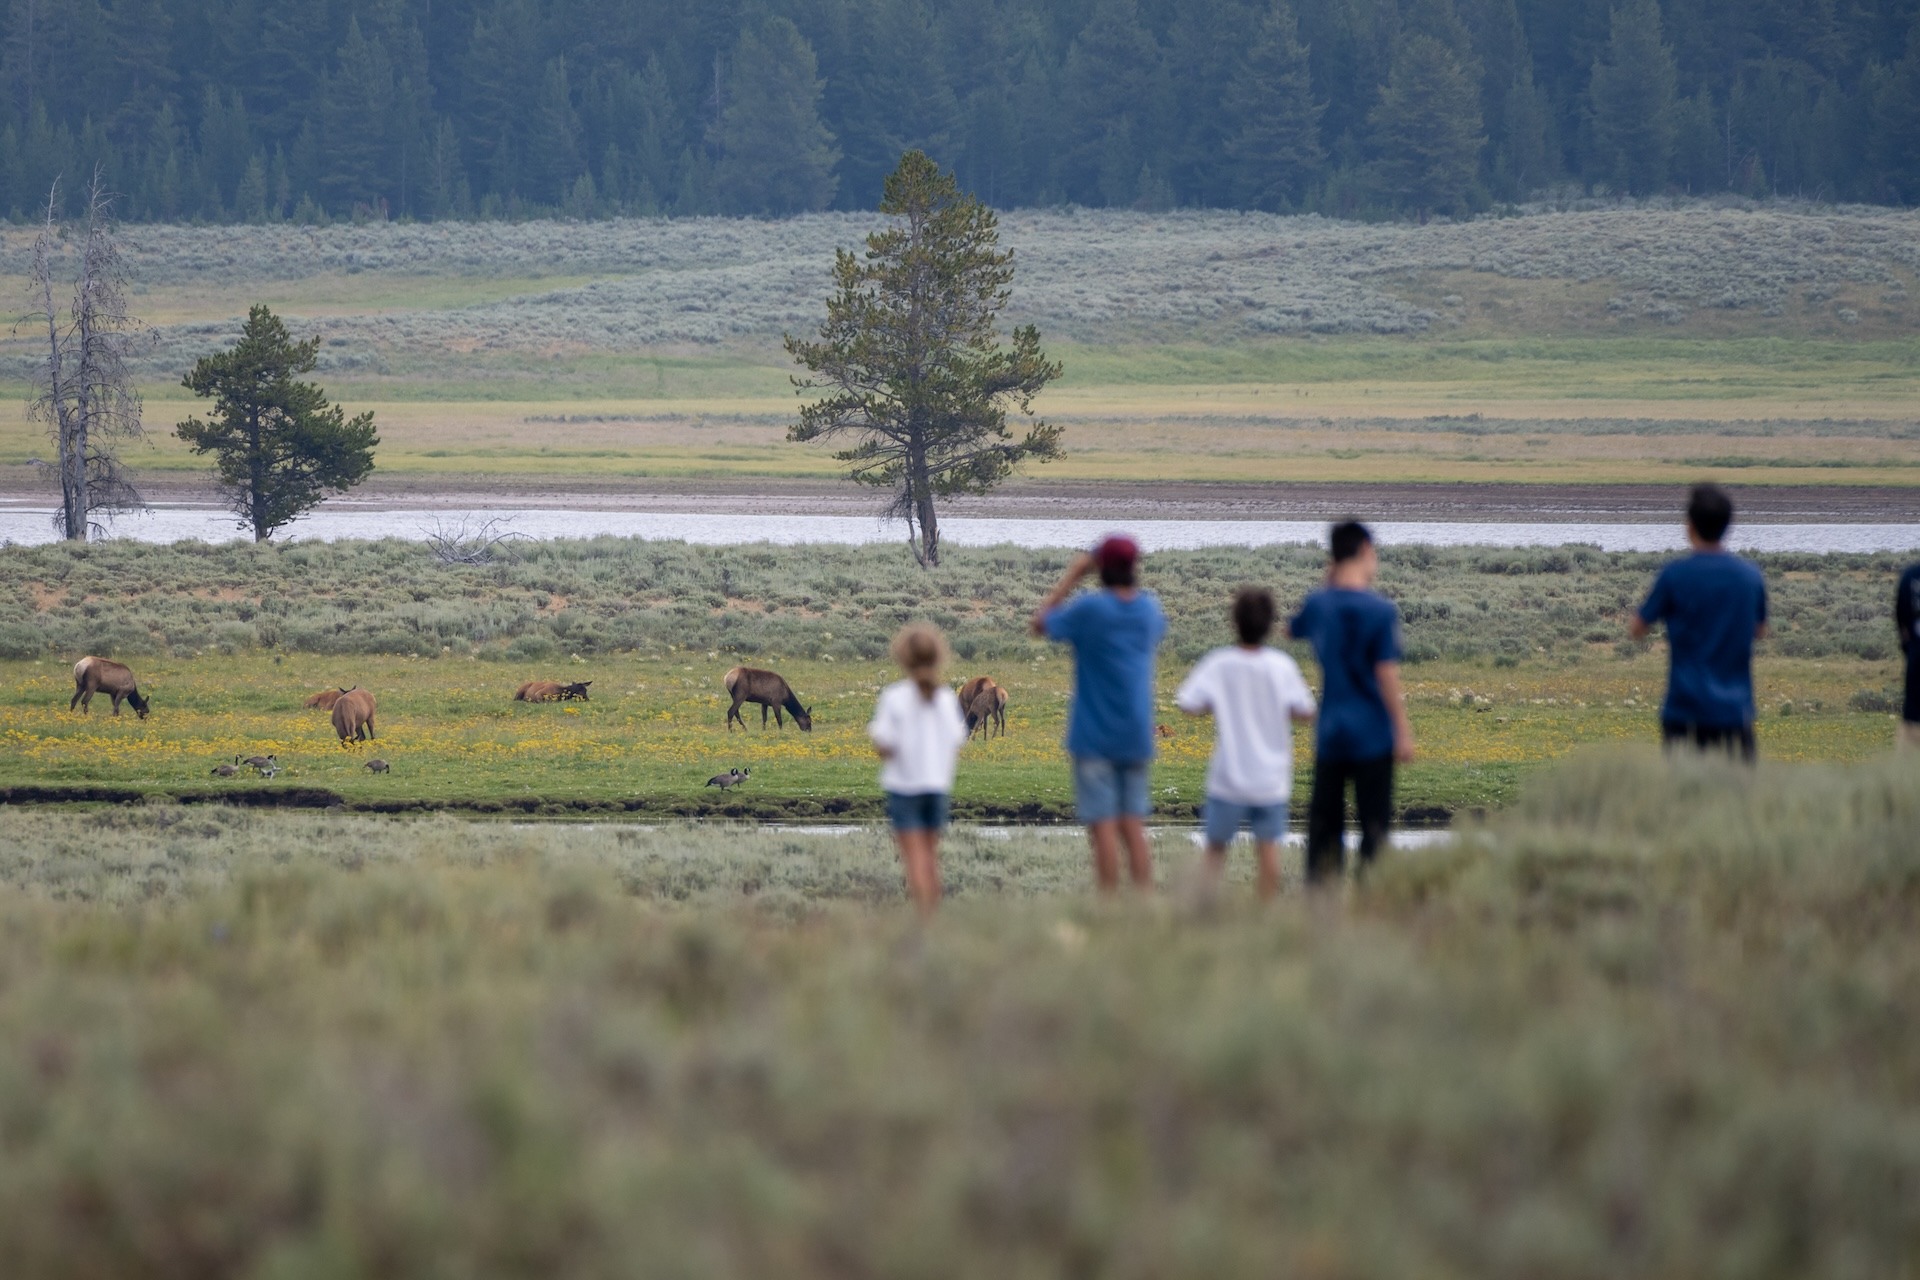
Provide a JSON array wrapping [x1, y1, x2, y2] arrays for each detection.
[[4, 501, 1919, 553]]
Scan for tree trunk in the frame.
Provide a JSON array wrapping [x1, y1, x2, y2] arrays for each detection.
[[249, 409, 269, 541], [916, 481, 940, 567], [906, 432, 939, 567]]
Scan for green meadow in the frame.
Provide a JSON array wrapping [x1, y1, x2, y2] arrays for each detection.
[[0, 538, 1909, 817]]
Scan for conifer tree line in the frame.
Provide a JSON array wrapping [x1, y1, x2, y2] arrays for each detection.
[[4, 0, 1920, 224]]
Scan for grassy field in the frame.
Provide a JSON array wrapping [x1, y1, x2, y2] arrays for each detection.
[[0, 651, 1900, 821], [0, 539, 1908, 817], [4, 206, 1920, 491], [0, 750, 1916, 1275]]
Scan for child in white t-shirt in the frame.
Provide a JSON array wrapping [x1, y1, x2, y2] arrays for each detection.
[[1175, 587, 1317, 899], [868, 623, 970, 917]]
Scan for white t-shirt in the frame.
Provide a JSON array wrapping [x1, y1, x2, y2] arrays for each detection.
[[868, 680, 970, 795], [1174, 646, 1317, 806]]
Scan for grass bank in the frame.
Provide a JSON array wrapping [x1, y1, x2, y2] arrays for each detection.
[[0, 750, 1916, 1275]]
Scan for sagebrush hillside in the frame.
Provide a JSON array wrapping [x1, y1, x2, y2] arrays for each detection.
[[5, 205, 1917, 384]]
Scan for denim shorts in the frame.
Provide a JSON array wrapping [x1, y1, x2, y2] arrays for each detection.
[[886, 791, 951, 832], [1203, 797, 1289, 847], [1072, 757, 1151, 823]]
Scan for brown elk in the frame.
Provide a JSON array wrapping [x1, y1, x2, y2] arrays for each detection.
[[966, 681, 1008, 740], [304, 687, 355, 710], [70, 657, 150, 719], [331, 688, 377, 745], [516, 680, 591, 703], [723, 666, 812, 732], [957, 676, 993, 712]]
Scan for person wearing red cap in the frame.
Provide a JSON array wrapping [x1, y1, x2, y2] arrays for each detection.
[[1030, 535, 1169, 891]]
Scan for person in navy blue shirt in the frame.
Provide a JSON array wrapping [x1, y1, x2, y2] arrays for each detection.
[[1031, 535, 1168, 892], [1630, 484, 1769, 761], [1897, 561, 1920, 749], [1289, 521, 1417, 884]]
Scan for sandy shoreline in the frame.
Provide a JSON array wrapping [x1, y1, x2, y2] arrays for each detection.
[[6, 475, 1918, 525]]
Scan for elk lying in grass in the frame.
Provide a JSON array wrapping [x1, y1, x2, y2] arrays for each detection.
[[70, 657, 150, 719], [331, 688, 377, 746], [304, 687, 355, 710], [723, 667, 812, 732], [515, 680, 592, 703]]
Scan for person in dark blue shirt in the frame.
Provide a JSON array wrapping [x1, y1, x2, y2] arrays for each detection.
[[1895, 562, 1920, 749], [1631, 484, 1769, 761], [1032, 535, 1169, 892], [1288, 521, 1416, 884]]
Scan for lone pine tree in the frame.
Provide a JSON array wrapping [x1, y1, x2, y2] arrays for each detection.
[[786, 150, 1061, 568], [176, 306, 378, 542]]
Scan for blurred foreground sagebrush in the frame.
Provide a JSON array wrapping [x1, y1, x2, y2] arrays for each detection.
[[0, 750, 1917, 1277]]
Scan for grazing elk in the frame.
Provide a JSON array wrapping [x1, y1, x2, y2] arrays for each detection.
[[723, 666, 812, 732], [305, 687, 355, 710], [331, 688, 377, 746], [70, 657, 150, 719], [957, 676, 993, 713], [966, 681, 1008, 740]]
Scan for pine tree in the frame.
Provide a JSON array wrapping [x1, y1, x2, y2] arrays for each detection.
[[175, 306, 379, 543], [1224, 0, 1325, 210], [1587, 0, 1677, 195], [235, 151, 268, 221], [1059, 0, 1168, 206], [786, 151, 1062, 568], [828, 0, 960, 209], [1369, 33, 1486, 215], [319, 19, 396, 211], [708, 16, 838, 216], [526, 55, 584, 205]]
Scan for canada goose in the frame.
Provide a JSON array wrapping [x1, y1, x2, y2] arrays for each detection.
[[365, 758, 390, 774], [211, 762, 239, 777], [243, 754, 277, 774], [705, 767, 750, 790]]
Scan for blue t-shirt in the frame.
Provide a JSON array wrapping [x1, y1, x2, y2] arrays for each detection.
[[1044, 590, 1168, 760], [1288, 587, 1404, 763], [1638, 551, 1768, 728]]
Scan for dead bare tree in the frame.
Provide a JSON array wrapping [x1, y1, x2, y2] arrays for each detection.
[[422, 514, 528, 565], [28, 175, 149, 540]]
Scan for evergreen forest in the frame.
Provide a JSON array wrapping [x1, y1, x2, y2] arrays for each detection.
[[3, 0, 1920, 223]]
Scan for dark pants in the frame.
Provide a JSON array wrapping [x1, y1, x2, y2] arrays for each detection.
[[1661, 720, 1757, 763], [1306, 754, 1394, 883]]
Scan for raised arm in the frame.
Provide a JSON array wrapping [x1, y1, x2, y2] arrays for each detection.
[[1029, 551, 1096, 636]]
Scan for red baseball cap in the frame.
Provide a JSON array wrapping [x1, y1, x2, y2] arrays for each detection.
[[1094, 535, 1139, 576]]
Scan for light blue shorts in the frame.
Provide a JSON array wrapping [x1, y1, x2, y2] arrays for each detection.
[[1203, 797, 1289, 847], [1073, 757, 1151, 824]]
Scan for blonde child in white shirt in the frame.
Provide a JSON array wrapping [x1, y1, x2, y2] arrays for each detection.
[[868, 623, 970, 917]]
